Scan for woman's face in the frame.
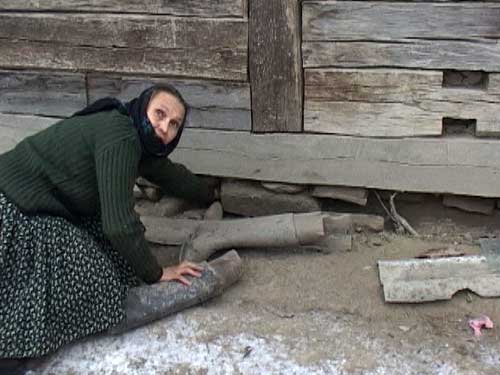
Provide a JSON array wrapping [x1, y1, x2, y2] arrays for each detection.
[[146, 91, 185, 145]]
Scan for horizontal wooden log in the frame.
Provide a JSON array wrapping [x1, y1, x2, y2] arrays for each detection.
[[0, 113, 57, 153], [303, 2, 500, 41], [171, 128, 500, 198], [0, 39, 246, 81], [6, 115, 500, 197], [0, 13, 247, 51], [305, 101, 442, 137], [302, 40, 500, 72], [0, 70, 86, 117], [305, 69, 500, 136], [0, 0, 246, 17], [88, 75, 251, 131]]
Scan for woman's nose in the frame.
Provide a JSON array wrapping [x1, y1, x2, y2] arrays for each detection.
[[159, 119, 170, 133]]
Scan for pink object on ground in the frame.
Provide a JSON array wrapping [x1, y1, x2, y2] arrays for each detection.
[[468, 315, 494, 337]]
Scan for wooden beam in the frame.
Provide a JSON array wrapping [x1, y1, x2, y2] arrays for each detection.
[[304, 69, 500, 137], [303, 40, 500, 72], [0, 0, 246, 18], [6, 115, 500, 197], [88, 75, 251, 131], [0, 113, 57, 153], [0, 13, 246, 50], [0, 70, 86, 117], [0, 40, 246, 82], [170, 128, 500, 198], [0, 14, 247, 81], [303, 2, 500, 41], [249, 0, 302, 132]]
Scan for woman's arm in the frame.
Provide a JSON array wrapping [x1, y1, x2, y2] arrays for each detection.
[[139, 157, 216, 205], [95, 137, 163, 284]]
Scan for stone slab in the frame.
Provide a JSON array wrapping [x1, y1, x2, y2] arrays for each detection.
[[378, 255, 500, 303], [443, 195, 495, 215], [221, 180, 321, 217]]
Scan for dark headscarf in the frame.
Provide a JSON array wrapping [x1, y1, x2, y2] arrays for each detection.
[[72, 84, 188, 158]]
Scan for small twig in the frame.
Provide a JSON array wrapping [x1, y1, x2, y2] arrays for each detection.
[[389, 193, 419, 236], [374, 191, 397, 223]]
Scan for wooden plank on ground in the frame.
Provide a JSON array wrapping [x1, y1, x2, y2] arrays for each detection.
[[302, 41, 500, 72], [303, 2, 500, 41], [0, 70, 86, 117], [87, 75, 251, 131], [304, 69, 500, 136], [6, 117, 500, 197], [0, 14, 247, 81], [249, 0, 302, 132], [0, 0, 246, 17]]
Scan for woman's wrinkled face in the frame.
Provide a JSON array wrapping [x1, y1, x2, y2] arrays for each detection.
[[146, 91, 185, 145]]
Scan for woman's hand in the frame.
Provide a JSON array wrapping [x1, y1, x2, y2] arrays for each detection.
[[160, 261, 203, 286]]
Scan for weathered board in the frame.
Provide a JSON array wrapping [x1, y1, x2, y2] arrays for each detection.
[[0, 0, 246, 17], [249, 0, 302, 132], [88, 75, 251, 131], [0, 70, 86, 117], [0, 13, 247, 50], [0, 40, 246, 82], [303, 2, 500, 41], [169, 129, 500, 198], [0, 113, 57, 153], [0, 13, 247, 81], [305, 69, 500, 136], [303, 40, 500, 72], [5, 116, 500, 197]]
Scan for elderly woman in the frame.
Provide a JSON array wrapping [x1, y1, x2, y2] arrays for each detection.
[[0, 84, 241, 369]]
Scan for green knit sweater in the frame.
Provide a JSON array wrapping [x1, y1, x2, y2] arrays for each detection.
[[0, 109, 214, 284]]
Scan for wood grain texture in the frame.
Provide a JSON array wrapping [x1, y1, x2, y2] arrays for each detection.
[[304, 69, 500, 136], [0, 113, 57, 153], [303, 2, 500, 41], [0, 39, 246, 81], [0, 13, 247, 81], [0, 70, 86, 117], [303, 40, 500, 71], [249, 0, 302, 132], [169, 129, 500, 197], [88, 75, 251, 131], [0, 13, 247, 50], [5, 116, 500, 197], [0, 0, 246, 17]]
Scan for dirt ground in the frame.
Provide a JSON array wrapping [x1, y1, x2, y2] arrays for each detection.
[[26, 197, 500, 374]]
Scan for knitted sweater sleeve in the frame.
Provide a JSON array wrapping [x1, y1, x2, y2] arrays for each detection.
[[95, 137, 163, 284], [139, 157, 215, 205]]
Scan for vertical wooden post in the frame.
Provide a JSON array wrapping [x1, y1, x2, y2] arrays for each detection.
[[249, 0, 303, 133]]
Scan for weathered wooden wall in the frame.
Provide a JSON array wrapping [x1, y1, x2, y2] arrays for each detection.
[[0, 1, 250, 132], [303, 1, 500, 137], [2, 1, 500, 198]]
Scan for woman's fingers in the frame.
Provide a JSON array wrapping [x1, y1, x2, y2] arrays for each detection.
[[177, 275, 191, 286], [180, 261, 203, 272]]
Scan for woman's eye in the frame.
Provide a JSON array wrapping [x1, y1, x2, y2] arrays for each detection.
[[171, 121, 180, 130], [156, 109, 164, 118]]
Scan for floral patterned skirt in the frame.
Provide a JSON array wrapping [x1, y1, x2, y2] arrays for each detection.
[[0, 192, 139, 358]]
